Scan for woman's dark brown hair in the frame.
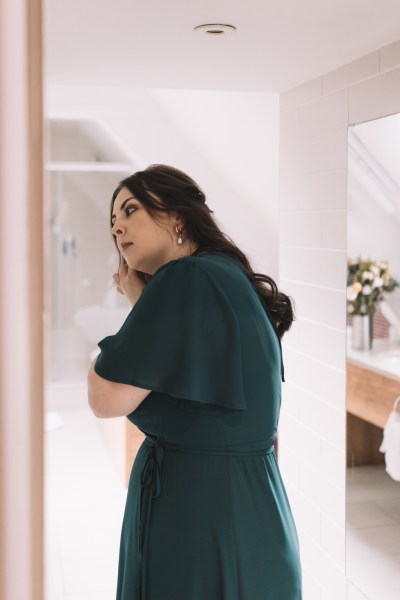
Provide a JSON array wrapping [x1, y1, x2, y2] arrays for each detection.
[[110, 164, 295, 338]]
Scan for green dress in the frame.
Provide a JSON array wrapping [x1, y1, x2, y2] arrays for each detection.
[[94, 252, 302, 600]]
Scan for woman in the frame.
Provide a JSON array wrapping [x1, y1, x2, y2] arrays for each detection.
[[87, 164, 302, 599]]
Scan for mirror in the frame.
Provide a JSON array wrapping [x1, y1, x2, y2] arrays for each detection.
[[346, 114, 400, 600]]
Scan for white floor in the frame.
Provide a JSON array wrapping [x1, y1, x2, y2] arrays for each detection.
[[346, 463, 400, 600], [45, 406, 127, 600]]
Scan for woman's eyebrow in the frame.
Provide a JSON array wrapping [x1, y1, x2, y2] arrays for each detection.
[[111, 196, 136, 221]]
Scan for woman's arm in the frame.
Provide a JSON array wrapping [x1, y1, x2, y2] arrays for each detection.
[[87, 356, 151, 418], [88, 266, 151, 418]]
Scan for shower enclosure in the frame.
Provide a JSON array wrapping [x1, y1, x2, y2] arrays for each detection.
[[45, 118, 135, 388]]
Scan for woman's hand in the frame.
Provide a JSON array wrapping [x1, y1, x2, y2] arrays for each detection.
[[112, 263, 150, 306]]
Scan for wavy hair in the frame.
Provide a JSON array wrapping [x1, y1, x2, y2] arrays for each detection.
[[109, 164, 295, 338]]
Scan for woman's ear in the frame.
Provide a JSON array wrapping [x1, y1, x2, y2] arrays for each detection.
[[174, 216, 185, 230], [168, 210, 184, 229]]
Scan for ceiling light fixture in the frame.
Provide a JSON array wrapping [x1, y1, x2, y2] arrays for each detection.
[[193, 23, 237, 36]]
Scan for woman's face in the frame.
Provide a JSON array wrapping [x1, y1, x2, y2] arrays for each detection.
[[111, 185, 182, 275]]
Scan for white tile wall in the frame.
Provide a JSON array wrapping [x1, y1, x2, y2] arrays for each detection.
[[279, 246, 346, 289], [322, 52, 380, 96], [280, 77, 323, 113], [280, 279, 346, 330], [299, 89, 349, 139], [278, 36, 400, 600], [280, 170, 348, 209], [321, 127, 349, 171], [284, 346, 346, 411], [322, 209, 347, 249], [349, 68, 400, 125], [284, 317, 346, 371], [380, 40, 400, 72]]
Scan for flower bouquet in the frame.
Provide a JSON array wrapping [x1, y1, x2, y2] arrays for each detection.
[[347, 257, 399, 349]]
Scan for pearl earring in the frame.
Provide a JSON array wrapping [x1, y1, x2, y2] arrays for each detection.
[[176, 225, 183, 245]]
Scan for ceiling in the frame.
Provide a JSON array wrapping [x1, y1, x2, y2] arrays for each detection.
[[44, 0, 400, 93]]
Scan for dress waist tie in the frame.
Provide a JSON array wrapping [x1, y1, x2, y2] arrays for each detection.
[[137, 434, 276, 600]]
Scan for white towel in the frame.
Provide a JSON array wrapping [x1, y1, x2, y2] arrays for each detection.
[[379, 396, 400, 481]]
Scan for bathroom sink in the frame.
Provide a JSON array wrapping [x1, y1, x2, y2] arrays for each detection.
[[376, 354, 400, 366], [374, 349, 400, 374]]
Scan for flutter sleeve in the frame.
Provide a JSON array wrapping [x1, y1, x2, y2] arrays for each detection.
[[94, 257, 247, 411]]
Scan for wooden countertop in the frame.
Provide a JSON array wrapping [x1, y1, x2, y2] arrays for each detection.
[[346, 327, 400, 383]]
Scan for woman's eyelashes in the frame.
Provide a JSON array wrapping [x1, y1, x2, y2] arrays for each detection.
[[111, 205, 137, 229], [126, 205, 137, 216]]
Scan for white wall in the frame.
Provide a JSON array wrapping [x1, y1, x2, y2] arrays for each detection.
[[278, 39, 400, 600], [45, 85, 280, 279]]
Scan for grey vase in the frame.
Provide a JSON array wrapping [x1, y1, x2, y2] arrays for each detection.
[[352, 314, 373, 350]]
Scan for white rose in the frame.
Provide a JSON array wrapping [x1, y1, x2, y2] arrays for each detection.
[[372, 277, 383, 289], [347, 286, 358, 301], [362, 271, 373, 281], [362, 284, 372, 295]]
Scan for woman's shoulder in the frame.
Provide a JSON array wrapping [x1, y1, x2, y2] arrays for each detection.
[[152, 251, 246, 281], [145, 252, 252, 308]]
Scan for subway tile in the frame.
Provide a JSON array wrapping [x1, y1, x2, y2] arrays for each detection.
[[280, 106, 301, 144], [322, 587, 343, 600], [318, 398, 346, 450], [349, 67, 400, 125], [299, 89, 349, 139], [297, 528, 323, 575], [297, 387, 346, 450], [295, 421, 322, 473], [277, 443, 299, 488], [319, 552, 347, 600], [321, 514, 345, 570], [380, 39, 400, 72], [323, 52, 380, 96], [322, 209, 347, 249], [280, 170, 347, 210], [279, 278, 347, 330], [298, 461, 345, 526], [282, 479, 300, 514], [290, 488, 321, 544], [319, 474, 346, 526], [280, 210, 322, 247], [320, 440, 346, 491], [280, 77, 323, 113], [280, 382, 300, 419], [321, 127, 348, 171], [279, 245, 347, 289], [283, 346, 346, 412], [278, 412, 299, 451], [298, 461, 323, 511], [280, 135, 322, 176], [346, 581, 369, 599], [284, 317, 346, 371], [301, 567, 321, 600]]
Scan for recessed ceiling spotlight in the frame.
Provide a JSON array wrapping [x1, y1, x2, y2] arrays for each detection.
[[193, 23, 237, 36]]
